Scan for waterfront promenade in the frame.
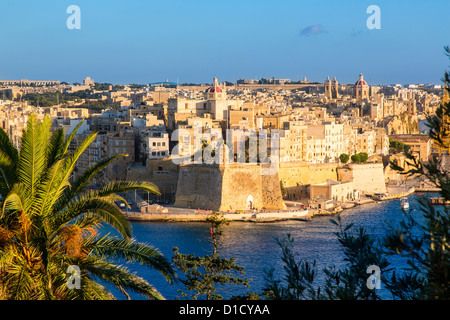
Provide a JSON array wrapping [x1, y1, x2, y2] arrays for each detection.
[[124, 206, 312, 222], [120, 177, 442, 223], [121, 191, 314, 222]]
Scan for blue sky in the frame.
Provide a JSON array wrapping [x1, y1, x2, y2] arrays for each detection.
[[0, 0, 449, 85]]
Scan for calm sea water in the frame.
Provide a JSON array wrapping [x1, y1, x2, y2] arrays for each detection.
[[102, 194, 434, 300]]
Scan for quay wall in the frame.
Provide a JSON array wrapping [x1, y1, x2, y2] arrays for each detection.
[[125, 209, 310, 222]]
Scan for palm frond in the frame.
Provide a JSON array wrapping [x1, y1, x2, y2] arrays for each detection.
[[46, 128, 65, 168], [95, 180, 161, 198], [17, 114, 50, 197], [84, 258, 166, 300], [0, 126, 19, 164], [1, 183, 28, 220], [61, 119, 86, 156], [52, 196, 132, 238], [58, 131, 98, 186], [32, 159, 69, 218], [6, 259, 36, 300], [33, 132, 99, 219], [54, 154, 128, 213], [2, 190, 24, 215], [0, 149, 18, 197], [0, 113, 172, 300], [88, 235, 176, 283]]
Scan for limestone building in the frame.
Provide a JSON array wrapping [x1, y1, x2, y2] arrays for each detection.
[[167, 77, 243, 130], [310, 179, 356, 203], [354, 73, 370, 100], [389, 134, 431, 161], [145, 126, 170, 160], [324, 76, 339, 99], [306, 121, 344, 163]]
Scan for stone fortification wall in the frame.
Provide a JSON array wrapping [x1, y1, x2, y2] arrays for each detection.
[[261, 170, 287, 210], [220, 164, 263, 211], [173, 163, 286, 211], [278, 162, 339, 188], [173, 165, 224, 211], [337, 163, 386, 194]]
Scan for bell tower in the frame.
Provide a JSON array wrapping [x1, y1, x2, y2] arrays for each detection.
[[331, 76, 339, 99], [324, 76, 332, 99]]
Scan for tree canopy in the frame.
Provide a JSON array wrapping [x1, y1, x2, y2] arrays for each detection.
[[0, 115, 175, 299]]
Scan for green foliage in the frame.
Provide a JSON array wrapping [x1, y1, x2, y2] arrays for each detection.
[[350, 154, 360, 163], [263, 215, 389, 300], [172, 212, 249, 300], [263, 234, 319, 300], [339, 153, 350, 164], [351, 152, 368, 163], [322, 215, 390, 300], [359, 152, 368, 163], [389, 140, 411, 153], [266, 46, 450, 301], [22, 91, 90, 108], [386, 93, 450, 300], [373, 46, 450, 300], [93, 83, 125, 91], [128, 83, 146, 89], [381, 46, 450, 300], [0, 114, 175, 299]]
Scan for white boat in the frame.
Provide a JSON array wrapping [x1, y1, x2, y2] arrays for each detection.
[[400, 197, 409, 210], [400, 178, 409, 211]]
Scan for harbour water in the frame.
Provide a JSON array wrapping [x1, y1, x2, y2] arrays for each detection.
[[104, 194, 434, 300]]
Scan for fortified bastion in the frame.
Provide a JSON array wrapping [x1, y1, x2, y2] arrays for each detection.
[[173, 163, 287, 212]]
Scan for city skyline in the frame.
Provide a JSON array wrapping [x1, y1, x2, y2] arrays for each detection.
[[0, 0, 449, 85]]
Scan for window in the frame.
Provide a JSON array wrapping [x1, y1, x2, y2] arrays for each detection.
[[162, 142, 165, 146], [153, 142, 156, 146]]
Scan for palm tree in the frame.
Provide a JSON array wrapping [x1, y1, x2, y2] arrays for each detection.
[[0, 114, 175, 299]]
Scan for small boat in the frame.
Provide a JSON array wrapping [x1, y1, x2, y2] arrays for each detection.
[[415, 193, 424, 196], [400, 178, 410, 211], [400, 197, 409, 211]]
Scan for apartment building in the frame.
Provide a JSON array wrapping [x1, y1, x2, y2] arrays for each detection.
[[306, 121, 344, 163], [279, 121, 308, 162], [146, 126, 170, 160]]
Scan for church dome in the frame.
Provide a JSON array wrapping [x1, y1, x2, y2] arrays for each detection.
[[205, 76, 223, 93], [355, 73, 368, 86], [205, 86, 222, 93]]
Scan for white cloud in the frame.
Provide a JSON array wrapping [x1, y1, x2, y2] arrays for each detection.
[[300, 24, 326, 37]]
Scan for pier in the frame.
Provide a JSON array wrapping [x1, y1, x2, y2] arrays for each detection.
[[372, 187, 416, 201]]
